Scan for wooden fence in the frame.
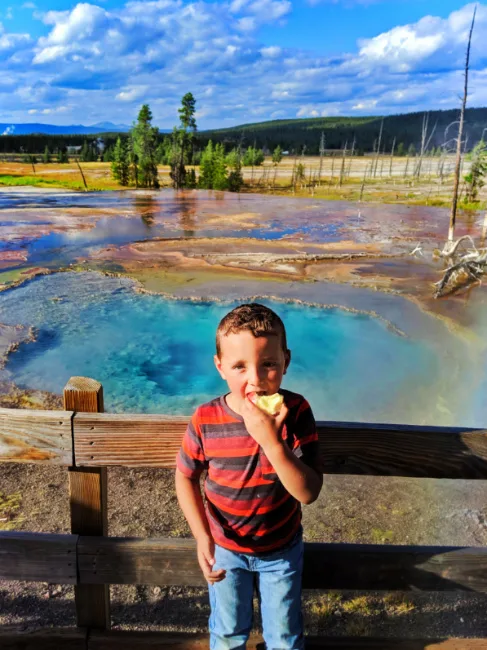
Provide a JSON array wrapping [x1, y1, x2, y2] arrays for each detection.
[[1, 376, 487, 649]]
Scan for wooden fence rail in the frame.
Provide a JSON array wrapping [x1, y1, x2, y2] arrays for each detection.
[[2, 406, 487, 478], [2, 531, 487, 592], [1, 376, 487, 649]]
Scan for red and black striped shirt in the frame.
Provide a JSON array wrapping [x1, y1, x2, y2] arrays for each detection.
[[176, 389, 320, 554]]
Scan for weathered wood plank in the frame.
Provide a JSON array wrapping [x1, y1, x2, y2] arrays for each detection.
[[3, 630, 485, 650], [320, 421, 487, 479], [73, 413, 487, 478], [0, 407, 73, 464], [65, 376, 110, 631], [0, 531, 77, 583], [302, 543, 487, 591], [87, 631, 487, 650], [73, 413, 188, 468], [78, 537, 487, 592], [78, 537, 204, 586], [0, 628, 87, 650]]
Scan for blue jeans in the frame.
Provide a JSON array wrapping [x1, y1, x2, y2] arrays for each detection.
[[208, 533, 304, 650]]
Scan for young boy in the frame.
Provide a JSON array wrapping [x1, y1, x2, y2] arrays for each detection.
[[175, 303, 323, 650]]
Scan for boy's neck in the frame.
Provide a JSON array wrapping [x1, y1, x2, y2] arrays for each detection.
[[225, 392, 243, 416]]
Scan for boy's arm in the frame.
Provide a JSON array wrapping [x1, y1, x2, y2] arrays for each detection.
[[175, 468, 226, 584], [263, 442, 322, 505], [242, 397, 323, 504]]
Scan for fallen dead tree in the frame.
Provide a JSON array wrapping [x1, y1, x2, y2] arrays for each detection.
[[434, 235, 487, 298]]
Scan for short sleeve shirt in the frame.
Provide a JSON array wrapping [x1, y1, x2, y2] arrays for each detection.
[[176, 389, 320, 554]]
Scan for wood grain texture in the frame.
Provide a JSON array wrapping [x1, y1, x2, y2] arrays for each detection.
[[64, 376, 104, 413], [78, 537, 487, 592], [0, 407, 72, 464], [65, 376, 110, 631], [73, 413, 188, 468], [0, 532, 77, 583], [73, 413, 487, 479]]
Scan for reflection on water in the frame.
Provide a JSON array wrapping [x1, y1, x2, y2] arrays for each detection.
[[0, 272, 443, 422]]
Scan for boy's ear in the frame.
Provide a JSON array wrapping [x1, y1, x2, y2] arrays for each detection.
[[214, 354, 226, 380], [283, 349, 291, 375]]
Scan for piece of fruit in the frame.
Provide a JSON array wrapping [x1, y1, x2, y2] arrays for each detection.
[[249, 392, 284, 416]]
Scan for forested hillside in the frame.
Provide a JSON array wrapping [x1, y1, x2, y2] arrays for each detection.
[[1, 107, 486, 156], [200, 108, 487, 154]]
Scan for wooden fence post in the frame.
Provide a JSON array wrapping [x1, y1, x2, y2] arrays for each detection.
[[64, 376, 110, 630]]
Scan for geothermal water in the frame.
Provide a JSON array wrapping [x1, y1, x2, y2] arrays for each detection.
[[0, 272, 441, 422], [1, 189, 485, 426]]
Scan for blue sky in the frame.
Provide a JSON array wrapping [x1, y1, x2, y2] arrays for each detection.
[[0, 0, 486, 129]]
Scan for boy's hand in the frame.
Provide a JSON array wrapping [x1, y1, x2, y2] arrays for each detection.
[[197, 536, 226, 584], [241, 395, 289, 452]]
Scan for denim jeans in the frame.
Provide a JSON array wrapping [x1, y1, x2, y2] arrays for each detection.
[[208, 532, 304, 650]]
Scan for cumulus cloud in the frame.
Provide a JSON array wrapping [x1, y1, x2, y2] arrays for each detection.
[[0, 1, 487, 126]]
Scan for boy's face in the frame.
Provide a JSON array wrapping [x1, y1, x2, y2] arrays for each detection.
[[214, 330, 290, 407]]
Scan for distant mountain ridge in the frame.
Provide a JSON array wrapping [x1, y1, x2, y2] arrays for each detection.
[[0, 122, 131, 136]]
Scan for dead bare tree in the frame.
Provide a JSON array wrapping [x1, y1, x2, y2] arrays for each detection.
[[414, 113, 437, 178], [318, 132, 325, 186], [389, 137, 396, 177], [434, 6, 486, 297], [76, 159, 88, 190], [339, 141, 348, 187], [347, 137, 356, 178], [447, 5, 477, 245], [373, 119, 384, 177]]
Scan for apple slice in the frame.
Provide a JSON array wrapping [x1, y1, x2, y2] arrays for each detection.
[[248, 392, 284, 416]]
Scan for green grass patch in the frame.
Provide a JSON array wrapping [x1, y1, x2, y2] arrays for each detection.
[[0, 174, 86, 191]]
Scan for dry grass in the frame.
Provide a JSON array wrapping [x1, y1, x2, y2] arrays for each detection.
[[0, 492, 25, 531], [1, 157, 486, 209]]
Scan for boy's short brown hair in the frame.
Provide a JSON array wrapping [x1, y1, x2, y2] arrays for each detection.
[[216, 303, 288, 358]]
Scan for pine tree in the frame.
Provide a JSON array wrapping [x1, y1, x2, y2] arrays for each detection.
[[43, 146, 51, 164], [212, 143, 228, 190], [111, 137, 130, 186], [57, 147, 68, 163], [170, 93, 197, 189], [227, 146, 244, 192], [408, 143, 416, 157], [396, 142, 406, 157], [272, 145, 283, 165], [130, 104, 160, 189], [198, 141, 214, 188], [80, 140, 90, 162]]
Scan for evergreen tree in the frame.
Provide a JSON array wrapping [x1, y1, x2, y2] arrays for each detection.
[[103, 146, 113, 163], [170, 92, 197, 189], [227, 146, 244, 192], [396, 142, 406, 157], [408, 143, 416, 157], [130, 104, 159, 188], [243, 146, 265, 166], [111, 137, 130, 186], [272, 145, 283, 165], [464, 140, 487, 202], [186, 168, 197, 189], [198, 141, 214, 188], [43, 146, 51, 164], [57, 147, 68, 163], [212, 143, 228, 190], [80, 140, 90, 162]]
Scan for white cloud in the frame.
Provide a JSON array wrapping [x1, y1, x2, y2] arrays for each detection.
[[116, 86, 148, 102], [0, 1, 486, 127]]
